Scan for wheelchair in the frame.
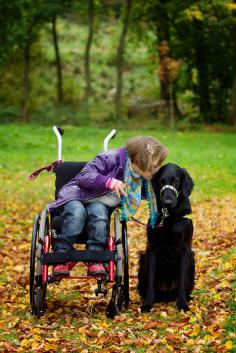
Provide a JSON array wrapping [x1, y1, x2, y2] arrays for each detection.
[[29, 127, 129, 319]]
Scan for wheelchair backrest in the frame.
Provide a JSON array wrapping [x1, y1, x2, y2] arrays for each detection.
[[54, 161, 87, 199]]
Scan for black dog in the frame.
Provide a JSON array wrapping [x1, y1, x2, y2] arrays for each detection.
[[138, 163, 195, 312]]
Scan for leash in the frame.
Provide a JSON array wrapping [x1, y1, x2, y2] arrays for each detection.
[[131, 206, 170, 229], [131, 185, 179, 229], [131, 217, 148, 228], [131, 216, 165, 229]]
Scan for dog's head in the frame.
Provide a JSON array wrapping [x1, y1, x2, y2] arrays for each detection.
[[152, 163, 194, 214]]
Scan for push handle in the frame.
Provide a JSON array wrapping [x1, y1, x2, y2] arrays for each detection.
[[57, 127, 64, 136], [103, 129, 117, 151], [53, 126, 63, 160]]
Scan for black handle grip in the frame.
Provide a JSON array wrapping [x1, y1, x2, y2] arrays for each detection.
[[57, 127, 64, 136]]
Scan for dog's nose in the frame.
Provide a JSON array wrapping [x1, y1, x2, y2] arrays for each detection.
[[162, 198, 172, 208]]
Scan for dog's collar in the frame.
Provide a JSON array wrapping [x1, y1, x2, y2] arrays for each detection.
[[160, 184, 179, 198]]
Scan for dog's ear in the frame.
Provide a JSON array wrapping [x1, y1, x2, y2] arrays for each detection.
[[152, 165, 165, 184], [151, 171, 159, 185], [181, 168, 194, 197]]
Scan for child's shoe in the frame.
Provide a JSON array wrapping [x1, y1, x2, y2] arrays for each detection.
[[52, 264, 70, 276], [87, 263, 106, 276]]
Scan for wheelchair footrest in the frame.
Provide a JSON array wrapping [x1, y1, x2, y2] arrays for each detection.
[[42, 249, 115, 264]]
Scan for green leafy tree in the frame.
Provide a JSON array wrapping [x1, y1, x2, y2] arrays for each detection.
[[229, 1, 236, 126], [131, 0, 234, 124], [0, 1, 23, 64], [174, 0, 233, 123], [0, 1, 49, 120], [115, 0, 133, 120], [131, 0, 180, 121]]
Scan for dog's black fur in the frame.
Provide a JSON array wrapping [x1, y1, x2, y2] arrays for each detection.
[[138, 163, 195, 312]]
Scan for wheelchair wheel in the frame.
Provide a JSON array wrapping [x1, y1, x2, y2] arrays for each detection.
[[30, 214, 40, 307], [122, 220, 129, 308], [30, 209, 50, 317], [106, 214, 129, 318]]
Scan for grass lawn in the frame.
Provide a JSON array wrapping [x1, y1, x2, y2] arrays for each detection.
[[0, 124, 236, 202]]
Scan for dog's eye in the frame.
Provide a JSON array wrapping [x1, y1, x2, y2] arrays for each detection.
[[159, 178, 165, 186], [170, 177, 177, 184]]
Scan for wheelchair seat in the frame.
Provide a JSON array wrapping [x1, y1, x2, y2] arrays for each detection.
[[54, 161, 87, 198], [51, 161, 88, 243]]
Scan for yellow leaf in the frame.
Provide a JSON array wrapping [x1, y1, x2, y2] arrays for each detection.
[[99, 321, 109, 329], [32, 328, 41, 334], [44, 342, 57, 351], [31, 341, 40, 350], [204, 335, 212, 341], [186, 339, 195, 346], [191, 324, 201, 336], [161, 338, 167, 345], [20, 339, 30, 348], [189, 316, 197, 324], [160, 311, 167, 318], [80, 335, 87, 342], [79, 327, 86, 334], [185, 5, 204, 21], [214, 293, 221, 300], [228, 3, 236, 10], [195, 312, 202, 320], [18, 304, 26, 309], [226, 341, 233, 350]]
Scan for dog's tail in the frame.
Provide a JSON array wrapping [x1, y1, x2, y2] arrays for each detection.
[[137, 251, 147, 298]]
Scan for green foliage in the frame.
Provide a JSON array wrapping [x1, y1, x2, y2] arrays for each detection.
[[1, 124, 236, 200], [129, 0, 235, 123], [173, 0, 233, 122], [0, 0, 23, 63], [0, 0, 235, 126], [0, 17, 161, 125]]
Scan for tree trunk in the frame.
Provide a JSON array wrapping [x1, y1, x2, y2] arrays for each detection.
[[154, 4, 171, 120], [231, 25, 236, 126], [114, 0, 132, 120], [197, 66, 211, 121], [193, 20, 211, 122], [173, 85, 182, 119], [52, 13, 63, 103], [20, 40, 31, 121], [84, 0, 94, 114]]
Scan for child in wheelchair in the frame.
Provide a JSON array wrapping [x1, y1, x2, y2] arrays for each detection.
[[48, 136, 168, 277]]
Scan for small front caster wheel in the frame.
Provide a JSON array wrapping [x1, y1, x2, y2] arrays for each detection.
[[106, 303, 119, 318]]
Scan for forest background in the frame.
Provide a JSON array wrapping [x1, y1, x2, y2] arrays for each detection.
[[1, 0, 236, 129]]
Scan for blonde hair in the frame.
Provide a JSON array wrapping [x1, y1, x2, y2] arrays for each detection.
[[126, 136, 168, 171]]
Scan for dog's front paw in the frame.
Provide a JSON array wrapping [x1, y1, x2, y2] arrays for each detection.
[[177, 301, 190, 312], [140, 304, 152, 312]]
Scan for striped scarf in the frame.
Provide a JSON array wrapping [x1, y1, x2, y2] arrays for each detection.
[[120, 155, 159, 228]]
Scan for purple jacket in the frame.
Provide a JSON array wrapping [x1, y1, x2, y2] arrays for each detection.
[[48, 148, 127, 212]]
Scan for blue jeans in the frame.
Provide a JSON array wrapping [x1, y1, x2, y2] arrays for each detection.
[[54, 200, 109, 252]]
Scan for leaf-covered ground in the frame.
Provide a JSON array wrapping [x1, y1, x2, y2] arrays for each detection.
[[0, 189, 236, 352]]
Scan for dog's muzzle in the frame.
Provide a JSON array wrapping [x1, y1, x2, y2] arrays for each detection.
[[160, 185, 179, 198]]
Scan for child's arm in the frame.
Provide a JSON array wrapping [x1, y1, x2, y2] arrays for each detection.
[[76, 153, 117, 192]]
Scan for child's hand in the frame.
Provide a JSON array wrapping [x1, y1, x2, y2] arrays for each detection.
[[110, 179, 127, 197]]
